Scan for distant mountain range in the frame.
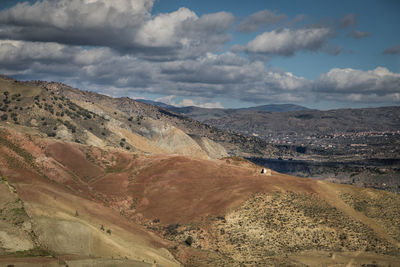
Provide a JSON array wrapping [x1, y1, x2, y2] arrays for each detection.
[[136, 99, 310, 121], [136, 99, 400, 138], [135, 99, 176, 110], [201, 106, 400, 138]]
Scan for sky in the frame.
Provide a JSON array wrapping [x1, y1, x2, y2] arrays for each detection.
[[0, 0, 399, 110]]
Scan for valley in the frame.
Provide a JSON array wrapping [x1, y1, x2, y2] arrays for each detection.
[[161, 103, 400, 192]]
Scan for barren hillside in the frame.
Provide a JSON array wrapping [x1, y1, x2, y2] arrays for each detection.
[[0, 126, 399, 266], [0, 77, 399, 266]]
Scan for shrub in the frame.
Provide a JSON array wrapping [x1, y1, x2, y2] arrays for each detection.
[[166, 223, 179, 235], [1, 114, 7, 121], [185, 236, 194, 246]]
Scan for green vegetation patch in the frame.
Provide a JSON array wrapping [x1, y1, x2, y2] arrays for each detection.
[[0, 79, 42, 97], [0, 132, 33, 164], [6, 247, 51, 258]]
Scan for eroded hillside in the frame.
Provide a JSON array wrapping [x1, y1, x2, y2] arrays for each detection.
[[0, 127, 399, 266], [0, 76, 232, 160], [0, 76, 399, 266]]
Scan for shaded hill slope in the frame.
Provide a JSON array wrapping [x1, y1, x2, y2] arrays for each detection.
[[158, 104, 309, 122]]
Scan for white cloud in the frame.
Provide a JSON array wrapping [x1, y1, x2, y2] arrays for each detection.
[[316, 67, 400, 94], [242, 27, 333, 56], [1, 39, 398, 106], [0, 0, 153, 29], [0, 0, 233, 60], [155, 95, 224, 108], [136, 7, 197, 47]]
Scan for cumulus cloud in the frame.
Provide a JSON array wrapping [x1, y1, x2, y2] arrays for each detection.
[[0, 0, 154, 28], [314, 67, 400, 103], [155, 95, 224, 108], [1, 39, 398, 106], [0, 40, 310, 103], [340, 13, 357, 28], [159, 52, 311, 102], [161, 52, 262, 84], [0, 0, 233, 59], [136, 8, 197, 47], [346, 30, 370, 39], [236, 10, 288, 32], [0, 39, 157, 88], [0, 0, 151, 46], [239, 27, 334, 56], [384, 45, 400, 55]]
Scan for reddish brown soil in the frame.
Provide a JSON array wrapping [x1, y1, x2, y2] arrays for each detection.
[[0, 128, 174, 253], [2, 127, 398, 266], [46, 142, 103, 180], [0, 127, 321, 226], [128, 155, 319, 224]]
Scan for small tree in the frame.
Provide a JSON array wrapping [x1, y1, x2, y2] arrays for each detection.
[[185, 236, 194, 246]]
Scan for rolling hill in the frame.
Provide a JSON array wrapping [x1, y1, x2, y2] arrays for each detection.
[[202, 106, 400, 138], [0, 76, 399, 266], [139, 101, 310, 122]]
